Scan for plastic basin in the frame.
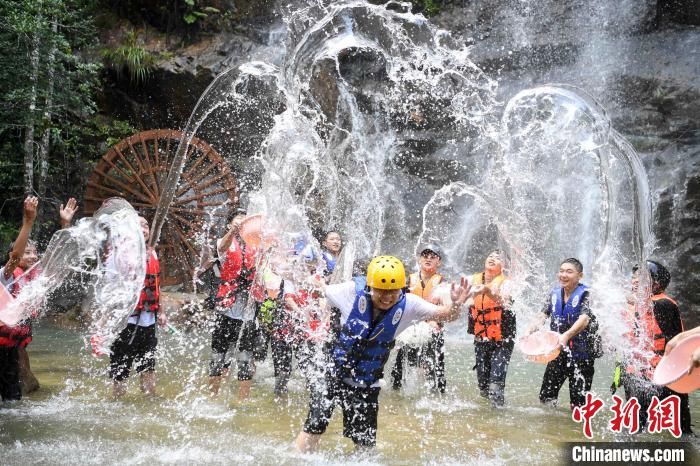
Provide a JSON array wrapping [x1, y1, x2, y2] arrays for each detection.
[[653, 334, 700, 394], [519, 330, 561, 364]]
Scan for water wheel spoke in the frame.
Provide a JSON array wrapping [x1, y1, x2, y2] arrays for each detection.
[[174, 186, 233, 205], [102, 151, 140, 187], [189, 171, 230, 194], [169, 230, 196, 275], [169, 212, 200, 231], [176, 162, 220, 198], [170, 223, 199, 257], [114, 146, 157, 203], [126, 139, 158, 201], [168, 206, 227, 217], [93, 167, 153, 204], [179, 148, 210, 186], [138, 134, 161, 197]]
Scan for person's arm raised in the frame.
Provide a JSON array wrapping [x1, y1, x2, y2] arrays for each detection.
[[59, 197, 78, 229], [3, 196, 38, 280], [429, 277, 471, 323], [217, 220, 241, 257]]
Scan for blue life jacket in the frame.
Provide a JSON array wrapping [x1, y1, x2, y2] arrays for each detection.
[[322, 250, 337, 274], [549, 284, 591, 360], [332, 287, 406, 387]]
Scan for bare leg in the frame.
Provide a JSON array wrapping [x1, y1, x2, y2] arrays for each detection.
[[140, 370, 156, 396], [209, 375, 223, 397], [113, 380, 127, 399], [238, 379, 252, 401], [295, 431, 322, 453]]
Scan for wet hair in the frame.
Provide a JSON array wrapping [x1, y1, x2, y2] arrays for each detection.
[[488, 249, 504, 258], [6, 239, 37, 260], [639, 260, 671, 292], [323, 229, 342, 241], [226, 207, 247, 223], [561, 257, 583, 273]]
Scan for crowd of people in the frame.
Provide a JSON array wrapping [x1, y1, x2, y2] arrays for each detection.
[[0, 196, 697, 452]]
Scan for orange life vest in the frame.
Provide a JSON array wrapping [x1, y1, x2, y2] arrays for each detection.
[[130, 250, 160, 318], [625, 293, 683, 378], [469, 272, 507, 342], [0, 266, 39, 348], [408, 272, 443, 300]]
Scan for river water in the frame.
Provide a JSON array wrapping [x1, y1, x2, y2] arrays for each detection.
[[2, 322, 697, 465]]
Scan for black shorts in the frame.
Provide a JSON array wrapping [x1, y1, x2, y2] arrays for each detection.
[[0, 346, 21, 401], [303, 379, 380, 447], [209, 314, 258, 379], [109, 324, 157, 382]]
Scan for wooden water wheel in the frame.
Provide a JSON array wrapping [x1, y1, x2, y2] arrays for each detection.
[[84, 129, 237, 286]]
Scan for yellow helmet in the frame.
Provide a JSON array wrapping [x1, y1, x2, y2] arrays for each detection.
[[366, 256, 406, 290]]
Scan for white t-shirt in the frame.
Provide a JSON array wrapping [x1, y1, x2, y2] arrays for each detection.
[[0, 266, 11, 291], [325, 281, 440, 337]]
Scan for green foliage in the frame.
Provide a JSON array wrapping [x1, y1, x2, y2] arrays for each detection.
[[0, 0, 137, 240], [412, 0, 442, 16], [183, 0, 220, 25], [101, 31, 158, 84]]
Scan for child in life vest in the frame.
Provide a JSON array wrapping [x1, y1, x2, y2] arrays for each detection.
[[109, 216, 166, 398], [0, 197, 77, 400], [528, 258, 599, 409], [0, 196, 38, 401], [465, 250, 515, 406]]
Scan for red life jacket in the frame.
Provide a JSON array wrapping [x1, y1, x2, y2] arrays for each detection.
[[130, 250, 160, 319], [215, 237, 257, 308], [288, 279, 327, 341], [0, 267, 39, 348], [469, 272, 507, 342]]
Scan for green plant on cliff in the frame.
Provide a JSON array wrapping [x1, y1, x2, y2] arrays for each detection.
[[412, 0, 442, 16], [101, 31, 159, 84], [183, 0, 220, 25]]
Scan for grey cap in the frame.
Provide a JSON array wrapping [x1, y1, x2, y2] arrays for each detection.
[[416, 243, 444, 259]]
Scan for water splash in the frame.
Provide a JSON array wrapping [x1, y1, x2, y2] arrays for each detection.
[[1, 198, 145, 351]]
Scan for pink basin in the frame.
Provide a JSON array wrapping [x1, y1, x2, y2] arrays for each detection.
[[239, 214, 265, 247], [653, 334, 700, 394], [519, 330, 561, 364], [0, 284, 15, 325]]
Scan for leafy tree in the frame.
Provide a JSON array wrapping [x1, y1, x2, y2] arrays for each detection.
[[0, 0, 132, 246]]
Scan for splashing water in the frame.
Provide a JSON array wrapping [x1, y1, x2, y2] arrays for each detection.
[[1, 198, 146, 351], [3, 2, 689, 463]]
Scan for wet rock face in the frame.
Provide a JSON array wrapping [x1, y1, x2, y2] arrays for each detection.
[[101, 0, 699, 320], [432, 0, 700, 321]]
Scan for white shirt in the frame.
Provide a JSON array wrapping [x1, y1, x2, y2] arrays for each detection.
[[0, 266, 11, 291], [325, 281, 440, 336]]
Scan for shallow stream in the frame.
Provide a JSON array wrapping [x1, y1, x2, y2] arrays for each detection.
[[2, 323, 697, 465]]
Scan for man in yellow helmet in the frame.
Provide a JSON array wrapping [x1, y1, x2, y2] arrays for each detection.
[[295, 255, 471, 453]]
